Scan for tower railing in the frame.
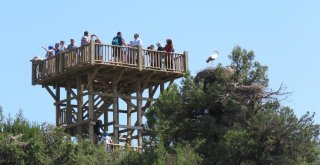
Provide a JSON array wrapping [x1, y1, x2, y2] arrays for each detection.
[[31, 41, 188, 85]]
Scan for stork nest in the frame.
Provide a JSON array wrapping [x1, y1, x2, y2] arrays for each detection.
[[232, 83, 264, 99], [195, 67, 235, 84], [195, 67, 265, 99]]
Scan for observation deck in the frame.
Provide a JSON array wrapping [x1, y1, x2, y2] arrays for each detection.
[[32, 42, 188, 91], [31, 40, 188, 147]]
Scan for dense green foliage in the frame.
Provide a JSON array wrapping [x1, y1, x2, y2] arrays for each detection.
[[146, 46, 320, 164], [0, 107, 200, 164], [1, 46, 319, 164]]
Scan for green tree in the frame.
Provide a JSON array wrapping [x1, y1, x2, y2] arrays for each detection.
[[146, 46, 320, 164]]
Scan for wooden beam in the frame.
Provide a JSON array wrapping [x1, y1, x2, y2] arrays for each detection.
[[44, 86, 57, 100], [64, 119, 89, 129], [131, 85, 157, 113], [56, 92, 89, 105], [137, 82, 143, 146], [184, 51, 189, 72], [160, 83, 164, 93], [88, 73, 95, 143], [112, 78, 119, 144], [66, 82, 72, 125], [87, 68, 99, 89], [114, 69, 125, 85], [71, 89, 77, 98], [114, 124, 143, 130], [104, 108, 108, 132], [94, 92, 156, 101], [142, 73, 154, 90], [77, 76, 84, 136], [122, 98, 137, 111], [55, 84, 60, 126], [127, 97, 132, 145]]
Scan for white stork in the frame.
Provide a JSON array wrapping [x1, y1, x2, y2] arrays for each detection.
[[206, 49, 219, 63]]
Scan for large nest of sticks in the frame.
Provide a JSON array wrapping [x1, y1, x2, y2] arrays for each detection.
[[231, 83, 265, 100], [195, 67, 235, 85], [195, 67, 265, 99]]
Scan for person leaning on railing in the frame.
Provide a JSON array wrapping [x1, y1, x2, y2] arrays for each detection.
[[65, 39, 78, 68], [81, 31, 91, 46], [30, 56, 43, 80], [92, 35, 103, 61], [67, 38, 77, 51], [111, 32, 127, 63], [163, 39, 175, 70], [147, 44, 156, 67], [130, 33, 143, 65]]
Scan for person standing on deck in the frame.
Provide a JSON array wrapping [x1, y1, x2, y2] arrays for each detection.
[[54, 43, 60, 56], [81, 31, 95, 63], [163, 39, 175, 70], [59, 40, 67, 53], [81, 31, 91, 46], [111, 32, 127, 62], [67, 38, 77, 51]]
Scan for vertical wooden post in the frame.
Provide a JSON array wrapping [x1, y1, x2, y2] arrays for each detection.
[[88, 73, 95, 143], [31, 61, 35, 85], [149, 86, 154, 107], [112, 79, 119, 144], [55, 84, 60, 126], [90, 40, 95, 65], [160, 83, 164, 94], [104, 102, 108, 132], [137, 82, 143, 147], [183, 51, 188, 72], [77, 76, 83, 136], [59, 53, 64, 73], [138, 45, 143, 71], [66, 82, 72, 125], [127, 98, 132, 146]]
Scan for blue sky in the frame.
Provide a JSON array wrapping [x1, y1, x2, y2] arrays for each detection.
[[0, 0, 319, 124]]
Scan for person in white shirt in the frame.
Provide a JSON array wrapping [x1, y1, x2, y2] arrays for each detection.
[[98, 132, 113, 151], [59, 40, 67, 52], [81, 31, 91, 46], [131, 33, 142, 47]]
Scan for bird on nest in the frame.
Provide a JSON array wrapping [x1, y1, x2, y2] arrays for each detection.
[[206, 49, 219, 66]]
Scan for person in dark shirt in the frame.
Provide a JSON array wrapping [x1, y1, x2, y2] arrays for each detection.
[[111, 32, 127, 62], [156, 42, 164, 51], [93, 120, 103, 144]]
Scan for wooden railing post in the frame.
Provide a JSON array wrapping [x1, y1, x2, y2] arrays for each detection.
[[59, 53, 64, 73], [138, 45, 143, 71], [31, 61, 36, 85], [183, 51, 188, 72], [90, 40, 95, 65]]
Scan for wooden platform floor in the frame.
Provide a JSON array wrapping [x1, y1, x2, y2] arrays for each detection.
[[35, 63, 185, 93]]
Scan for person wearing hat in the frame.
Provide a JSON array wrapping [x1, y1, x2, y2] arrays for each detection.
[[42, 45, 56, 75], [30, 55, 43, 80], [43, 45, 55, 58]]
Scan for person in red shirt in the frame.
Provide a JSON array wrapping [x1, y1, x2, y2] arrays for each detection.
[[163, 39, 174, 52], [163, 39, 175, 69]]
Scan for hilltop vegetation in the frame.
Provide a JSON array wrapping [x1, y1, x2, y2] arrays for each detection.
[[1, 46, 319, 164]]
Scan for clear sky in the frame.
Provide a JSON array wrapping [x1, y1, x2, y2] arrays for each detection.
[[0, 0, 319, 124]]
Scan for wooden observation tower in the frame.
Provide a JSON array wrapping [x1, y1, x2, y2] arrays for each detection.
[[31, 40, 188, 148]]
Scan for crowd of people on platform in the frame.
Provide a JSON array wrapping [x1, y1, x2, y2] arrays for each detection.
[[32, 31, 175, 62], [31, 31, 177, 80]]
